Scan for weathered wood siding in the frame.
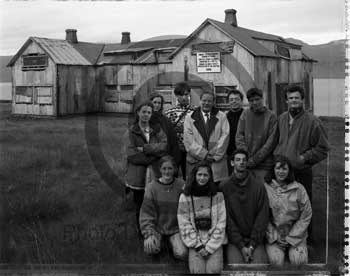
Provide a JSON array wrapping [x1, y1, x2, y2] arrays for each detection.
[[12, 40, 56, 116], [57, 65, 100, 115], [103, 64, 160, 113], [171, 23, 255, 106]]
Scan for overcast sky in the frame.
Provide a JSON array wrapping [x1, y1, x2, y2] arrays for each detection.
[[0, 0, 345, 56]]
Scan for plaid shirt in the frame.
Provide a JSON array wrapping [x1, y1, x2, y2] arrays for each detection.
[[165, 103, 196, 150]]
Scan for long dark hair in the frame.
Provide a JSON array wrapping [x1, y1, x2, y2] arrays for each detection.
[[149, 92, 165, 113], [183, 161, 217, 196], [265, 155, 295, 184]]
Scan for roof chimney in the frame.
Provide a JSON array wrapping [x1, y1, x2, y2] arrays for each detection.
[[65, 29, 78, 43], [121, 32, 131, 44], [225, 9, 237, 27]]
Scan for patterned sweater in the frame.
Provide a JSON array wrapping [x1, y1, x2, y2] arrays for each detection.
[[165, 103, 196, 151]]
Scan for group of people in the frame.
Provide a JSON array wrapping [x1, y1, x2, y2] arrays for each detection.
[[123, 81, 329, 274]]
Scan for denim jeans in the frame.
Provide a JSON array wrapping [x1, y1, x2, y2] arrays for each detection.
[[266, 240, 308, 265]]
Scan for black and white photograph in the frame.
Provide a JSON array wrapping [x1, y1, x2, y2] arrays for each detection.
[[0, 0, 346, 275]]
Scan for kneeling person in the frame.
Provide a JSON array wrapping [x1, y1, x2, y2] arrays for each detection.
[[264, 155, 312, 266], [221, 149, 269, 264], [140, 156, 187, 260]]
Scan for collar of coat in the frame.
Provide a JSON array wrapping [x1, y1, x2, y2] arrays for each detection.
[[191, 107, 219, 142], [269, 179, 299, 191], [130, 122, 160, 136]]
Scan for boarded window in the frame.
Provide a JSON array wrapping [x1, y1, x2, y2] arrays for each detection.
[[16, 86, 33, 103], [35, 87, 52, 104], [16, 86, 53, 104], [22, 54, 48, 71]]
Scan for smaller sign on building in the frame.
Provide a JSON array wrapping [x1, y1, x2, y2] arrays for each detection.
[[196, 52, 221, 73]]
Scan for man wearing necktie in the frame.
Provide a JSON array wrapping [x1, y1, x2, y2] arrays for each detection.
[[183, 91, 230, 182]]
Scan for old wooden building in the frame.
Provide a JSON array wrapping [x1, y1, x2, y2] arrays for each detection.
[[8, 9, 314, 116]]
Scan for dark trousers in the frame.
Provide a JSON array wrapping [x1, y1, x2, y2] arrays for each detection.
[[132, 189, 145, 235], [294, 167, 313, 241], [179, 150, 187, 181]]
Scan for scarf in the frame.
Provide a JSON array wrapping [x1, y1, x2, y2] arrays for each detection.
[[192, 183, 211, 197], [289, 107, 303, 118]]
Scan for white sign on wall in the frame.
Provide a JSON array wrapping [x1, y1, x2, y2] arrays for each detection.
[[196, 52, 221, 73]]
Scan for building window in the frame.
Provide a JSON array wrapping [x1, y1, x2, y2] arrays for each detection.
[[214, 86, 236, 110], [120, 84, 134, 90], [22, 54, 48, 71], [15, 86, 52, 104], [15, 86, 33, 103], [275, 45, 290, 59]]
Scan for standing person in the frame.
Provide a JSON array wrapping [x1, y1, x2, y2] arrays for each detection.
[[149, 92, 181, 165], [124, 101, 168, 233], [264, 155, 312, 266], [236, 88, 278, 182], [225, 89, 244, 175], [274, 85, 329, 205], [177, 161, 226, 274], [165, 82, 196, 180], [221, 149, 269, 264], [140, 155, 188, 260], [183, 91, 229, 183]]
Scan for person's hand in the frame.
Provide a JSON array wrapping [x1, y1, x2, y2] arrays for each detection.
[[247, 246, 254, 262], [198, 248, 210, 259], [246, 158, 256, 169], [136, 147, 143, 152], [241, 247, 251, 263], [276, 237, 288, 250], [144, 235, 160, 254]]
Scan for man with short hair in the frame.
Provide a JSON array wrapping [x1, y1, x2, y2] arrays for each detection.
[[226, 89, 244, 175], [221, 149, 269, 264], [236, 88, 278, 181], [183, 91, 229, 182], [274, 85, 329, 205], [165, 82, 196, 179]]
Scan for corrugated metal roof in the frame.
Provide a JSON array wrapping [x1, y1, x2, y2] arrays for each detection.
[[32, 37, 91, 65]]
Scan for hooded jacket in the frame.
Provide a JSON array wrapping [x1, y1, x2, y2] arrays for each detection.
[[264, 179, 312, 246]]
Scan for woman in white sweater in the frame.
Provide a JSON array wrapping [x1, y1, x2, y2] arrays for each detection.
[[177, 161, 226, 274]]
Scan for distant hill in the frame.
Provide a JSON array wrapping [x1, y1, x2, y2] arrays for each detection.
[[0, 56, 12, 82], [287, 38, 345, 79], [0, 38, 345, 82]]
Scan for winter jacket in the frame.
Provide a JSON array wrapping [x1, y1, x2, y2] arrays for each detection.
[[221, 173, 269, 249], [150, 112, 182, 165], [274, 109, 329, 170], [236, 107, 278, 170], [177, 192, 227, 254], [140, 178, 185, 239], [124, 123, 167, 190], [264, 179, 312, 247], [184, 107, 230, 182], [226, 108, 243, 157]]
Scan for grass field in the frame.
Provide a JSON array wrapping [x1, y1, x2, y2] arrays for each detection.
[[0, 103, 344, 268]]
